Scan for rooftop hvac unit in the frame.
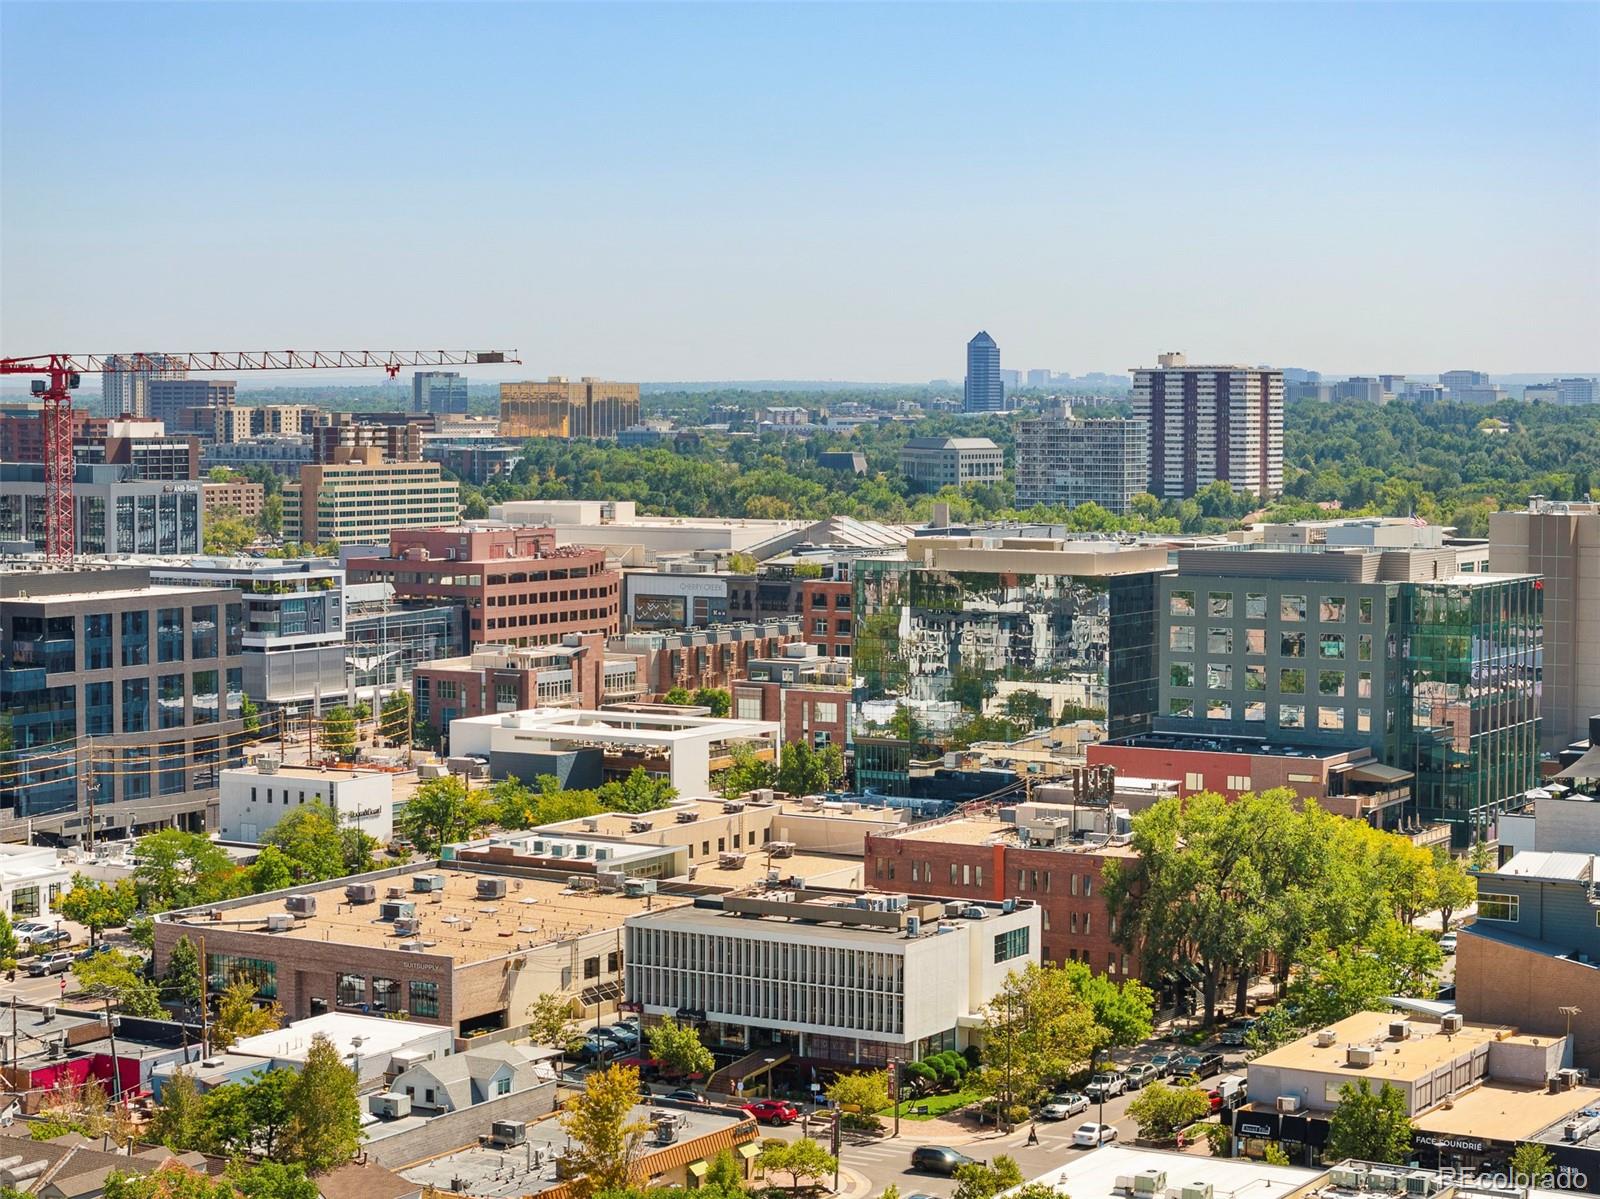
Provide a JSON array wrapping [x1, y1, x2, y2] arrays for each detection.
[[583, 818, 601, 832], [345, 883, 377, 904], [1404, 1173, 1437, 1196], [1315, 1029, 1338, 1047], [595, 847, 612, 861], [1329, 1168, 1365, 1189], [623, 879, 658, 897], [1347, 1045, 1378, 1067], [723, 801, 745, 814], [675, 810, 698, 823], [944, 902, 965, 918], [1133, 1170, 1167, 1195], [531, 840, 547, 854], [266, 913, 294, 932], [769, 841, 795, 859], [255, 756, 282, 775], [488, 1120, 526, 1148], [905, 915, 921, 937], [569, 875, 596, 891], [1440, 1012, 1464, 1034], [399, 941, 427, 953], [574, 843, 590, 858], [549, 844, 567, 858], [1180, 1186, 1213, 1199], [413, 874, 446, 892], [1367, 1171, 1404, 1192], [387, 887, 406, 899], [373, 1093, 412, 1119], [718, 852, 747, 868], [476, 878, 508, 899], [596, 871, 627, 892], [629, 820, 653, 834], [1389, 1020, 1411, 1040], [380, 900, 416, 922], [394, 917, 421, 936], [1001, 898, 1015, 914], [285, 894, 316, 916], [1275, 1095, 1301, 1114]]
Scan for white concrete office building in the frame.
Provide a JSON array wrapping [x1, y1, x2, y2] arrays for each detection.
[[218, 761, 395, 844]]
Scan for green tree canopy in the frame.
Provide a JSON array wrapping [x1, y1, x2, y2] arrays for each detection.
[[398, 775, 493, 854], [647, 1016, 715, 1078], [56, 876, 137, 946], [1327, 1080, 1413, 1164]]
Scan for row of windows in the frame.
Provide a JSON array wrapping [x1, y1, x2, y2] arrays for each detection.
[[1169, 698, 1374, 732], [1173, 663, 1375, 697], [1170, 626, 1375, 661], [489, 587, 615, 607], [335, 972, 440, 1017], [1171, 591, 1378, 624]]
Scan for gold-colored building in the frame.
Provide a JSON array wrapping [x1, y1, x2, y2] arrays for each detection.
[[499, 376, 640, 440]]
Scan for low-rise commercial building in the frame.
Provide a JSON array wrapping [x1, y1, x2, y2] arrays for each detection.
[[0, 463, 204, 556], [899, 436, 1004, 492], [731, 643, 851, 750], [348, 525, 619, 649], [201, 480, 264, 521], [284, 449, 460, 545], [218, 761, 395, 844], [487, 500, 807, 564], [626, 887, 1039, 1065]]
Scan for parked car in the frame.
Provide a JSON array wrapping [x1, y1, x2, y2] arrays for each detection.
[[1039, 1093, 1089, 1120], [597, 1024, 641, 1050], [28, 952, 73, 977], [1179, 1052, 1225, 1079], [16, 923, 68, 948], [664, 1088, 709, 1106], [1147, 1053, 1179, 1078], [742, 1099, 800, 1125], [1072, 1122, 1118, 1147], [75, 944, 113, 961], [1219, 1019, 1258, 1047], [1084, 1071, 1127, 1101], [575, 1037, 618, 1063], [911, 1147, 978, 1176], [1124, 1063, 1158, 1090], [1439, 932, 1457, 954]]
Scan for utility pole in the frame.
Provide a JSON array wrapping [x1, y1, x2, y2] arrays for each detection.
[[197, 935, 209, 1057], [79, 738, 94, 854], [103, 996, 122, 1103]]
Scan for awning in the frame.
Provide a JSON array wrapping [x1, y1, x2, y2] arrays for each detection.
[[738, 1145, 760, 1161], [1346, 762, 1414, 784], [689, 1162, 709, 1178], [1557, 744, 1600, 782]]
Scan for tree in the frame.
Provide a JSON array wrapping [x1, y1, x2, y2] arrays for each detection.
[[134, 829, 243, 910], [199, 1069, 296, 1160], [1377, 839, 1438, 926], [282, 1034, 362, 1172], [776, 742, 845, 796], [211, 975, 282, 1051], [951, 1157, 1022, 1199], [598, 767, 677, 813], [58, 877, 139, 947], [204, 514, 257, 556], [1126, 1082, 1212, 1140], [73, 950, 163, 1016], [561, 1064, 652, 1199], [241, 695, 263, 736], [380, 692, 413, 745], [230, 1161, 317, 1199], [693, 687, 731, 717], [1509, 1142, 1556, 1187], [1262, 1143, 1291, 1166], [527, 992, 582, 1057], [1288, 920, 1442, 1027], [1431, 853, 1477, 933], [647, 1016, 715, 1078], [248, 845, 295, 893], [715, 744, 777, 800], [160, 935, 202, 1008], [318, 706, 358, 760], [149, 1068, 205, 1150], [1058, 960, 1154, 1070], [825, 1069, 890, 1116], [728, 552, 760, 574], [974, 962, 1100, 1115], [261, 803, 346, 882], [398, 775, 492, 854], [105, 1164, 234, 1199], [662, 687, 694, 706], [258, 493, 284, 538], [756, 1137, 837, 1198], [0, 909, 19, 968], [1327, 1080, 1412, 1164]]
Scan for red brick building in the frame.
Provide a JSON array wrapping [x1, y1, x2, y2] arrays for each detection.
[[864, 809, 1139, 978], [348, 525, 621, 648], [0, 409, 109, 462], [614, 618, 809, 696], [731, 643, 851, 751], [799, 579, 853, 659], [412, 633, 613, 737], [725, 568, 854, 659]]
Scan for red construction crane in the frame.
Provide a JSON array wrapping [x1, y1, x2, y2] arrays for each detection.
[[0, 349, 518, 563]]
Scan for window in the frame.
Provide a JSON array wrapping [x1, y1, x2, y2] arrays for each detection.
[[1226, 775, 1252, 791], [1170, 663, 1193, 687], [1318, 671, 1345, 697], [1207, 627, 1232, 655], [1169, 698, 1194, 718], [85, 682, 113, 736], [497, 1076, 512, 1096], [1281, 632, 1305, 658], [813, 701, 838, 723], [1206, 699, 1231, 720], [190, 604, 218, 658], [1206, 663, 1232, 690], [1357, 708, 1372, 733], [1245, 628, 1266, 655], [1357, 672, 1373, 699], [121, 678, 149, 734], [1245, 593, 1267, 620], [495, 681, 517, 709], [1281, 595, 1306, 622], [436, 680, 458, 700], [1244, 700, 1266, 722], [85, 614, 113, 671], [336, 973, 367, 1006], [158, 674, 185, 729], [1359, 634, 1373, 662], [1245, 664, 1266, 691], [121, 610, 148, 667], [583, 956, 600, 979], [10, 887, 39, 918], [1478, 893, 1519, 922], [208, 954, 277, 999], [1319, 596, 1346, 623], [157, 607, 184, 662], [410, 981, 439, 1017], [1279, 704, 1306, 729], [1280, 668, 1306, 694], [1320, 634, 1346, 659], [373, 977, 403, 1013], [1359, 597, 1374, 624], [192, 670, 218, 725], [1208, 592, 1233, 618], [1318, 706, 1345, 731], [1184, 773, 1204, 790], [994, 927, 1030, 963], [1170, 590, 1195, 616], [1169, 625, 1195, 653]]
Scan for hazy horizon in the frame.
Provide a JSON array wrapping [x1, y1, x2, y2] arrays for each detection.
[[3, 2, 1597, 379]]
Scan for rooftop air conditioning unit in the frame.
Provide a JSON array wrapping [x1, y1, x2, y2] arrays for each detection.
[[1181, 1186, 1213, 1199], [399, 941, 427, 953], [723, 801, 745, 814], [629, 820, 653, 834], [623, 879, 657, 897], [574, 843, 590, 858], [1440, 1013, 1464, 1034], [1275, 1095, 1301, 1114], [595, 847, 612, 861], [1133, 1170, 1167, 1195], [1367, 1171, 1404, 1192], [583, 818, 601, 832], [285, 894, 316, 916], [675, 811, 698, 824], [1404, 1174, 1437, 1197], [379, 900, 416, 922], [1329, 1168, 1365, 1189], [266, 914, 294, 932], [413, 874, 446, 892], [1315, 1029, 1338, 1047], [387, 886, 406, 899], [488, 1120, 527, 1148], [1389, 1019, 1411, 1040], [549, 844, 567, 858], [345, 883, 377, 904], [394, 917, 420, 936], [374, 1093, 412, 1119], [769, 841, 795, 859], [200, 1057, 225, 1069], [476, 878, 508, 899], [1347, 1045, 1378, 1067], [719, 852, 747, 868], [256, 756, 281, 775], [530, 839, 547, 854]]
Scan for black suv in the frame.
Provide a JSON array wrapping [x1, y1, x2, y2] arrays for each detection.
[[911, 1147, 978, 1176], [1179, 1051, 1225, 1079]]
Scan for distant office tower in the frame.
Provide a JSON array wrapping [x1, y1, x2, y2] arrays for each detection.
[[1555, 377, 1599, 406], [963, 332, 1004, 413], [999, 368, 1022, 391], [1025, 369, 1053, 389], [413, 371, 469, 415], [1015, 410, 1149, 513], [100, 353, 187, 418], [1130, 352, 1283, 499], [499, 377, 641, 439], [1440, 369, 1490, 388], [148, 379, 236, 430]]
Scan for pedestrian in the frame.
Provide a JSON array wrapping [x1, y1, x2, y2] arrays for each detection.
[[1026, 1123, 1039, 1146]]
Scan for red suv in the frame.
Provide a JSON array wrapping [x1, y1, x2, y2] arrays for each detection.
[[742, 1099, 800, 1125]]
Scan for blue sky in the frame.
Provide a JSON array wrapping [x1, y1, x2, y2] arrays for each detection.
[[2, 2, 1596, 381]]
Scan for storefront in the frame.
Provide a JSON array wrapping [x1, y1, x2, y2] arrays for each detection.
[[1225, 1107, 1328, 1166]]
